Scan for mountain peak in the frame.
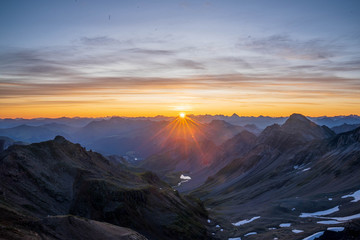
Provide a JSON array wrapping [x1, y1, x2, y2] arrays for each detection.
[[281, 113, 334, 141], [231, 113, 239, 118], [54, 135, 68, 144], [282, 113, 312, 129], [287, 113, 310, 123]]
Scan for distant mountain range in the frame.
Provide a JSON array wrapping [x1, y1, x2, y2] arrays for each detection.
[[2, 114, 360, 128], [1, 114, 359, 157], [0, 116, 260, 158]]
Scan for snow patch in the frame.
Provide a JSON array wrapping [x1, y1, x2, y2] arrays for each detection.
[[317, 220, 342, 224], [177, 174, 191, 186], [232, 216, 261, 226], [302, 167, 311, 172], [292, 229, 304, 233], [342, 189, 360, 202], [228, 238, 241, 240], [292, 207, 296, 211], [279, 223, 291, 227], [328, 198, 332, 201], [220, 229, 224, 232], [180, 174, 191, 180], [244, 232, 257, 236], [300, 206, 339, 218], [327, 227, 344, 232], [207, 219, 211, 223], [216, 224, 220, 228], [268, 227, 276, 230], [302, 231, 324, 240]]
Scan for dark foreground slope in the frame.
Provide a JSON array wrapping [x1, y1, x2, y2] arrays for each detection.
[[192, 114, 360, 239], [0, 136, 211, 240], [0, 206, 147, 240]]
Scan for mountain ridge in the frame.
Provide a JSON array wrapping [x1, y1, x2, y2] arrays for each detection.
[[0, 136, 212, 240], [191, 116, 360, 239]]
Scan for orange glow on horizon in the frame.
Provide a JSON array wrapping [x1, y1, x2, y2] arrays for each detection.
[[1, 74, 360, 119]]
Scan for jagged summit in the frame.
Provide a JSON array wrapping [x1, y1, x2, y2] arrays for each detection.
[[258, 114, 335, 146], [283, 113, 334, 140], [282, 113, 317, 132]]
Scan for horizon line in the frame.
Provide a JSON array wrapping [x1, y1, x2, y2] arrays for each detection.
[[1, 113, 360, 120]]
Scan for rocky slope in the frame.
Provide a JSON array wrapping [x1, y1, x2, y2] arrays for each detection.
[[0, 136, 212, 240], [192, 115, 360, 239], [0, 204, 147, 240]]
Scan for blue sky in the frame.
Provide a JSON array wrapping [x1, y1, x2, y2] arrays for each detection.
[[0, 0, 360, 117]]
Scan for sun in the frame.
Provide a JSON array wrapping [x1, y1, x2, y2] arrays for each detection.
[[179, 112, 186, 118]]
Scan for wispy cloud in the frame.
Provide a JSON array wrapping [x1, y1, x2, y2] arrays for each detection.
[[126, 48, 174, 55], [1, 74, 359, 98], [1, 34, 359, 117], [80, 36, 121, 46], [239, 34, 337, 60], [1, 33, 358, 82]]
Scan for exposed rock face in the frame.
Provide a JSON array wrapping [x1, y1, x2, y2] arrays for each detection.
[[0, 136, 211, 240]]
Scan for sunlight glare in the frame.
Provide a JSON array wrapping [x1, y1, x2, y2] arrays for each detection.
[[179, 112, 186, 118]]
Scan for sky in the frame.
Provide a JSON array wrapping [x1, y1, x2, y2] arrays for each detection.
[[0, 0, 360, 118]]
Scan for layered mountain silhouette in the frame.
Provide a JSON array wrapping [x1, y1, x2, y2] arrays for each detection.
[[1, 114, 359, 158]]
